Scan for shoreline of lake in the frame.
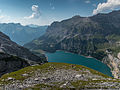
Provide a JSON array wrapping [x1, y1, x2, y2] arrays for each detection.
[[45, 51, 113, 77]]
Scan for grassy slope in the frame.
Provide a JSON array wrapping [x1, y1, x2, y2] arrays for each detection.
[[1, 62, 120, 89]]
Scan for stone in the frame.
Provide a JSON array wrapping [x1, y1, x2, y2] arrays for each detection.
[[22, 74, 28, 77], [34, 78, 39, 81], [75, 74, 81, 78], [7, 77, 14, 81]]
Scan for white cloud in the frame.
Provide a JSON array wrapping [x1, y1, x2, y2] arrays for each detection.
[[0, 15, 12, 23], [93, 0, 120, 15], [0, 16, 5, 19], [0, 8, 50, 26], [85, 0, 91, 4], [0, 9, 12, 23], [24, 5, 41, 19]]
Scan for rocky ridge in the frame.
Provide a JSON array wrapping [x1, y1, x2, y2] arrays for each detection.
[[1, 63, 120, 90], [0, 31, 47, 64], [0, 31, 47, 77]]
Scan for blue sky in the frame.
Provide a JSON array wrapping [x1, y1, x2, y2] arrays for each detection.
[[0, 0, 119, 25]]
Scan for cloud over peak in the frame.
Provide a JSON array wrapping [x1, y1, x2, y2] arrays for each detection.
[[25, 5, 41, 19], [93, 0, 120, 15]]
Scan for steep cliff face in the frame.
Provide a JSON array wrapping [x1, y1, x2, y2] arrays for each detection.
[[103, 51, 120, 79]]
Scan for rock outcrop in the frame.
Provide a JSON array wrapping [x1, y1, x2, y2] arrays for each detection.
[[103, 51, 120, 79]]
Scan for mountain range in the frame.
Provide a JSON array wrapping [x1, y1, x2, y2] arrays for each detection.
[[0, 23, 47, 45], [24, 10, 120, 78], [0, 10, 120, 89], [26, 24, 42, 28]]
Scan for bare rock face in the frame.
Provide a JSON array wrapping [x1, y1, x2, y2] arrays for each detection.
[[117, 53, 120, 59]]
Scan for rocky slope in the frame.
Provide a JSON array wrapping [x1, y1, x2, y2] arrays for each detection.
[[0, 31, 47, 64], [0, 53, 30, 76], [1, 62, 119, 90], [24, 10, 120, 78], [0, 31, 47, 77], [0, 23, 47, 45], [103, 50, 120, 79]]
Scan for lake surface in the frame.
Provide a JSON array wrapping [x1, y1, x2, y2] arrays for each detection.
[[46, 51, 112, 77]]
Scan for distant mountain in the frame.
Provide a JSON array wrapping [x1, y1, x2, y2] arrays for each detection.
[[24, 10, 120, 78], [27, 24, 46, 28], [0, 23, 48, 45], [27, 24, 40, 28]]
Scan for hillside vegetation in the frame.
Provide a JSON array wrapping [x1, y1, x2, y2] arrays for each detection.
[[1, 62, 120, 89]]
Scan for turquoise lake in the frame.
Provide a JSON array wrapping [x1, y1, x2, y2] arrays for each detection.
[[46, 51, 112, 77]]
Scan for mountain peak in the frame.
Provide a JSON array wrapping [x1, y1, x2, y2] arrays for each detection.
[[93, 10, 120, 17], [72, 15, 81, 18]]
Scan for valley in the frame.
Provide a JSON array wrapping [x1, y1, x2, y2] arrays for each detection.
[[0, 23, 47, 45], [24, 10, 120, 79], [1, 0, 120, 89]]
